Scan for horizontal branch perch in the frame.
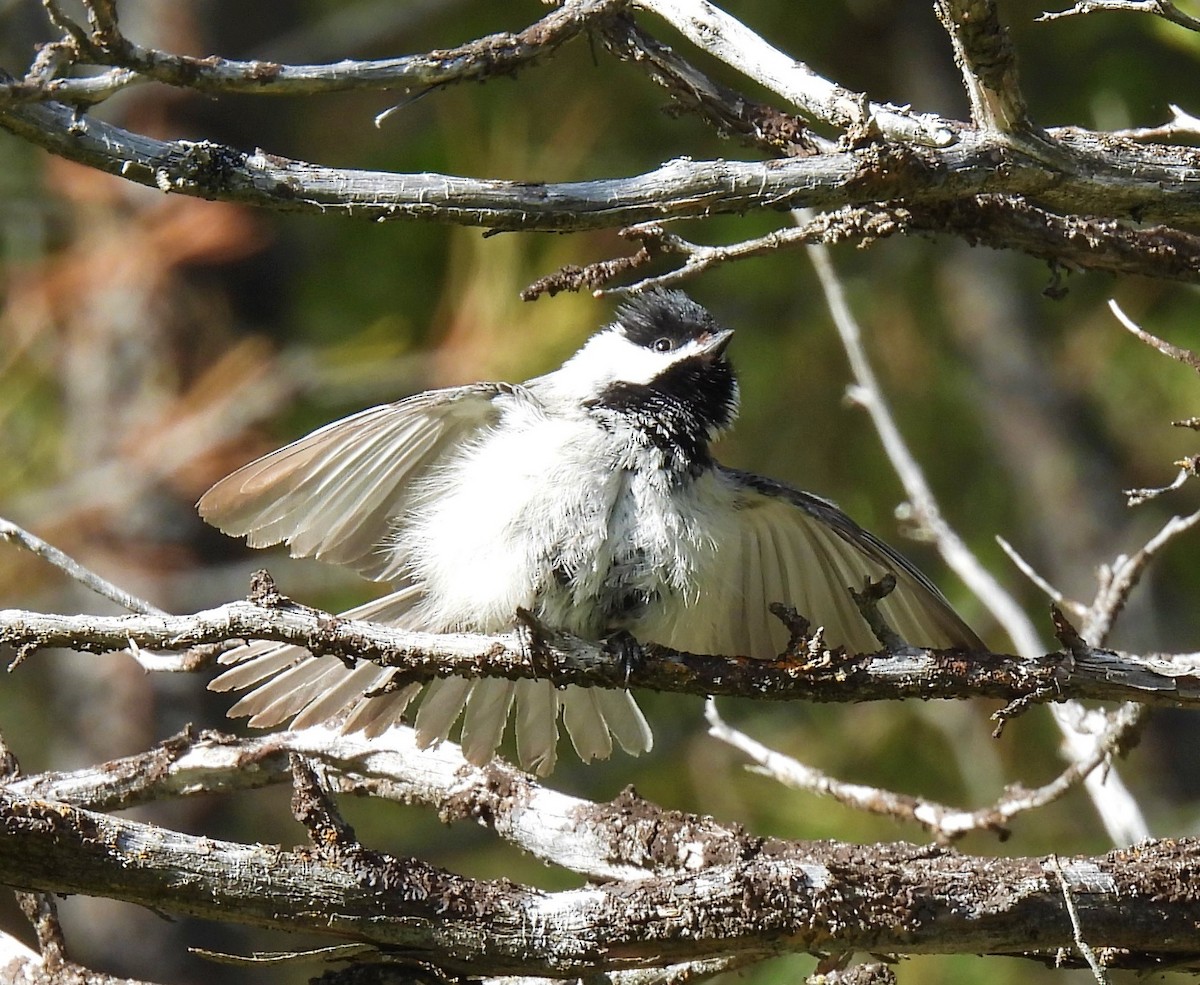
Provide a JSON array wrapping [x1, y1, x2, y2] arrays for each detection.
[[3, 599, 1199, 708], [23, 0, 627, 100], [0, 787, 1197, 973], [7, 725, 741, 882], [2, 96, 1200, 231]]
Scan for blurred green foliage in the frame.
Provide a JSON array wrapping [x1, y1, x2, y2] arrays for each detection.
[[2, 1, 1200, 983]]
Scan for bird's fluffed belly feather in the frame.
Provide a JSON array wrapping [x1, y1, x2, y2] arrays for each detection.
[[401, 416, 724, 640]]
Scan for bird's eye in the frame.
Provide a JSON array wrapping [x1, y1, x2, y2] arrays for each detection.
[[652, 338, 673, 353]]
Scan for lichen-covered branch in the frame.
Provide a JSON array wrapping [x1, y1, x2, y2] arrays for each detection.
[[631, 0, 954, 145], [531, 198, 1200, 297], [1, 785, 1199, 974], [1, 95, 1199, 240], [21, 0, 628, 101], [3, 1, 1200, 289], [2, 598, 1200, 708], [5, 724, 741, 882], [935, 0, 1030, 132]]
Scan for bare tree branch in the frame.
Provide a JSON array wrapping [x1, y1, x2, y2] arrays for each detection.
[[935, 0, 1030, 133], [597, 14, 828, 156], [805, 233, 1154, 845], [7, 92, 1198, 234], [532, 198, 1200, 297], [3, 0, 1200, 296], [0, 517, 163, 616], [9, 0, 628, 102], [4, 598, 1200, 708], [705, 699, 1015, 841], [1039, 0, 1200, 33], [5, 724, 751, 882], [1110, 103, 1200, 143], [631, 0, 954, 145], [1, 783, 1199, 973]]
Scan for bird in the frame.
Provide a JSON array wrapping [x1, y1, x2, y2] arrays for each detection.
[[199, 288, 982, 775]]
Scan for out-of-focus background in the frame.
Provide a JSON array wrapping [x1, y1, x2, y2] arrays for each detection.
[[2, 2, 1199, 982]]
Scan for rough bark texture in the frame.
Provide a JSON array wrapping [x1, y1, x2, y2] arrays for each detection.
[[0, 789, 1198, 975], [2, 600, 1198, 708]]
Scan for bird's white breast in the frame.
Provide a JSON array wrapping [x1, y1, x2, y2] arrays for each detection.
[[400, 399, 730, 640]]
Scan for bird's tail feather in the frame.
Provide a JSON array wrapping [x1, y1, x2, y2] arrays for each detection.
[[209, 589, 652, 774]]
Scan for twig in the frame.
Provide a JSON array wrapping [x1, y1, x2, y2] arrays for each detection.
[[597, 14, 828, 158], [27, 0, 630, 100], [1083, 506, 1200, 645], [580, 223, 817, 297], [707, 685, 1152, 843], [1110, 300, 1200, 505], [0, 517, 163, 616], [1124, 463, 1194, 507], [1109, 103, 1200, 143], [631, 0, 955, 146], [805, 228, 1043, 655], [0, 67, 145, 107], [995, 535, 1080, 614], [1108, 298, 1200, 373], [1050, 855, 1112, 984], [1039, 0, 1200, 33], [705, 699, 1013, 841], [529, 198, 1200, 296], [804, 228, 1151, 846], [0, 517, 202, 673]]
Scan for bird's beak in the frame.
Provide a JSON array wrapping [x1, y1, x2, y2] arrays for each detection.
[[698, 328, 734, 360]]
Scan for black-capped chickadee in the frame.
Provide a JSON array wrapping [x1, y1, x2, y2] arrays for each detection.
[[200, 289, 980, 775]]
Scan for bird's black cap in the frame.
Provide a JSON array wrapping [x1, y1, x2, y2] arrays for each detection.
[[615, 289, 722, 351]]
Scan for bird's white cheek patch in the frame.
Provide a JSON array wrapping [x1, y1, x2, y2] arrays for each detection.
[[560, 330, 682, 391]]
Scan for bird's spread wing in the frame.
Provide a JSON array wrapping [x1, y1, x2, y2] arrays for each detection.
[[682, 467, 982, 658], [202, 380, 650, 774], [197, 383, 512, 581]]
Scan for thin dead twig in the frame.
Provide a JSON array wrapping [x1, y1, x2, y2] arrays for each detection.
[[0, 517, 163, 617], [1050, 854, 1113, 984], [529, 198, 1200, 297], [707, 684, 1147, 843], [1110, 104, 1200, 143], [705, 699, 1012, 842], [31, 0, 630, 101], [805, 229, 1151, 845], [0, 517, 204, 673], [1039, 0, 1200, 33], [1084, 506, 1200, 645], [1109, 298, 1200, 373], [1110, 300, 1200, 505]]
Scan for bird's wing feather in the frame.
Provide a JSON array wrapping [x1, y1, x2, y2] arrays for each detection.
[[679, 468, 982, 658], [197, 383, 512, 581]]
